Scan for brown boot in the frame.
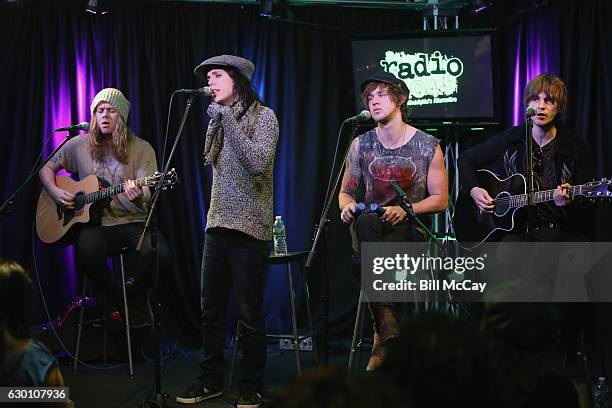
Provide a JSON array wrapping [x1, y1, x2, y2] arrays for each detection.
[[376, 305, 399, 344], [366, 332, 384, 371], [366, 306, 400, 371]]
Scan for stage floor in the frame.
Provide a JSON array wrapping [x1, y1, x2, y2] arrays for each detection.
[[60, 341, 356, 408]]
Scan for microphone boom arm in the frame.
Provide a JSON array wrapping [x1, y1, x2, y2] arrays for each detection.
[[391, 182, 444, 249]]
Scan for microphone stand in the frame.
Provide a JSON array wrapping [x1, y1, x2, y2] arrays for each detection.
[[0, 131, 78, 216], [393, 191, 447, 308], [137, 93, 194, 408], [525, 116, 534, 235], [305, 121, 360, 365], [395, 196, 444, 251]]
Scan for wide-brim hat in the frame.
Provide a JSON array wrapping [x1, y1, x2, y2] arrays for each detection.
[[360, 72, 410, 98], [194, 54, 255, 82]]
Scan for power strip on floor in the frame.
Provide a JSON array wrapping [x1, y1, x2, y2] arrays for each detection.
[[279, 336, 313, 351]]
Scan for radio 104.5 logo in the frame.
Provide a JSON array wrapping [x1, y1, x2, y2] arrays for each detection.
[[380, 50, 464, 106]]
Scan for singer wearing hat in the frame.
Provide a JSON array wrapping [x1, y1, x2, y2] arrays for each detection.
[[176, 55, 278, 408], [39, 87, 168, 328], [338, 72, 448, 371]]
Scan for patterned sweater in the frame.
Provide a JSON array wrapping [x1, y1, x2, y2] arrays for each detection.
[[203, 100, 279, 241]]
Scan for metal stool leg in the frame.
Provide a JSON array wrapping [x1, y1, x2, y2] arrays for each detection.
[[348, 290, 366, 372], [227, 320, 242, 390], [302, 269, 319, 365], [103, 308, 108, 364], [287, 263, 302, 375], [120, 252, 135, 379], [73, 277, 88, 374]]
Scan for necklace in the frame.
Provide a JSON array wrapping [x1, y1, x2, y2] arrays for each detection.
[[376, 125, 408, 166]]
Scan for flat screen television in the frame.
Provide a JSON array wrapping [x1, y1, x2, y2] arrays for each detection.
[[351, 30, 499, 125]]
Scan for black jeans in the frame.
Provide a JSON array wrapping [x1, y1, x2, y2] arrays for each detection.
[[498, 227, 588, 376], [351, 213, 425, 329], [75, 222, 169, 308], [199, 228, 268, 392]]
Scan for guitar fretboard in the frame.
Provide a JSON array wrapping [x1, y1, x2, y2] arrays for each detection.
[[82, 177, 149, 204], [508, 185, 585, 208]]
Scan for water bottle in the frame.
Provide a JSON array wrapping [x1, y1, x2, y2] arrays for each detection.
[[273, 215, 288, 255], [593, 377, 609, 408]]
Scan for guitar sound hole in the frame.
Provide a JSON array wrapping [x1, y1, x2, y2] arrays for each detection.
[[494, 192, 510, 216]]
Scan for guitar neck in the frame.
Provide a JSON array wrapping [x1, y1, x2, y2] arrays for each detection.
[[512, 185, 582, 208], [83, 177, 148, 204]]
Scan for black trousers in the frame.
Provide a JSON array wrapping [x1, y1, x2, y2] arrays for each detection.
[[351, 213, 425, 329], [199, 228, 268, 392], [497, 227, 591, 377], [75, 222, 169, 308]]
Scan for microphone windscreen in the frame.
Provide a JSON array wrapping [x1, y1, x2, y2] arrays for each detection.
[[525, 107, 537, 118]]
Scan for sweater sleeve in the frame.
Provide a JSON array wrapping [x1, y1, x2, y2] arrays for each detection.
[[222, 107, 279, 176]]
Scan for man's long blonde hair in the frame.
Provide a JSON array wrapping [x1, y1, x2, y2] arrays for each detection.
[[87, 114, 132, 163]]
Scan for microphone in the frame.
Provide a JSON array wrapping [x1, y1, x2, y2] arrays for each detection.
[[176, 86, 212, 96], [525, 107, 537, 118], [344, 110, 372, 124], [55, 122, 90, 132]]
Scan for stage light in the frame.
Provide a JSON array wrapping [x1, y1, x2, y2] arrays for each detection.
[[259, 0, 289, 20], [86, 0, 109, 15], [468, 0, 493, 14]]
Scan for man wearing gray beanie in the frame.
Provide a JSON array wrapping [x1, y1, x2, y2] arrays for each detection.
[[176, 55, 278, 408], [39, 87, 169, 327]]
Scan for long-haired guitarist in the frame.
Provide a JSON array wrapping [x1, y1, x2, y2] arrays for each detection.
[[458, 74, 597, 381], [459, 73, 595, 241], [38, 88, 169, 327]]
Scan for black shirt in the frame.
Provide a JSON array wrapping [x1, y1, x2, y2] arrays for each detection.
[[458, 120, 595, 236]]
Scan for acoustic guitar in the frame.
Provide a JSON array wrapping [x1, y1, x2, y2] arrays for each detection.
[[36, 169, 178, 244], [454, 169, 612, 249]]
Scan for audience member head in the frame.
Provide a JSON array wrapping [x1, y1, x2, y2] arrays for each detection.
[[268, 365, 406, 408], [378, 311, 498, 408], [0, 259, 33, 349]]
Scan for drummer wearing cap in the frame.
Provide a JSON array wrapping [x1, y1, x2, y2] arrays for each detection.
[[338, 72, 448, 370], [176, 55, 278, 408]]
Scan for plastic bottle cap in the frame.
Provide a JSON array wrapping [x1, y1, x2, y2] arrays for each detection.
[[275, 215, 282, 219]]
